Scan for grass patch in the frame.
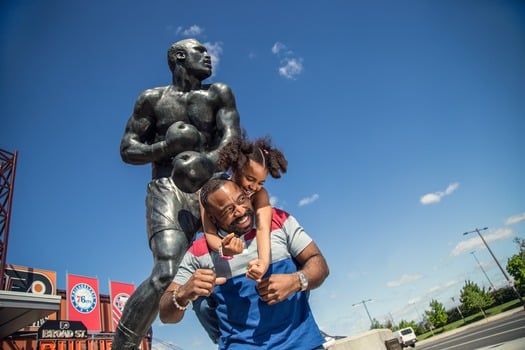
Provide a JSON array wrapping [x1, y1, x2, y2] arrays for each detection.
[[417, 299, 522, 341]]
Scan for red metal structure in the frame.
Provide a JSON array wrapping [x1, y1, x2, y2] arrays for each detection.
[[0, 148, 18, 291]]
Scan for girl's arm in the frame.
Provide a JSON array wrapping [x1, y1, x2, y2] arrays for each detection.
[[246, 188, 272, 281]]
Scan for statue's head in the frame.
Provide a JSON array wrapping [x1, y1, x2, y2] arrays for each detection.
[[167, 38, 212, 80]]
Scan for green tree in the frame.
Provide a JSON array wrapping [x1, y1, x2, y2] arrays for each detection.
[[415, 324, 426, 336], [396, 320, 418, 332], [506, 237, 525, 289], [384, 319, 393, 330], [513, 237, 525, 251], [460, 280, 495, 318], [370, 318, 383, 329], [425, 299, 448, 330]]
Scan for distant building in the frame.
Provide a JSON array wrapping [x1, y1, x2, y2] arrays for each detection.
[[1, 264, 150, 350]]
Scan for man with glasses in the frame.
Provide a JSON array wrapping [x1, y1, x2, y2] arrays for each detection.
[[159, 178, 330, 349]]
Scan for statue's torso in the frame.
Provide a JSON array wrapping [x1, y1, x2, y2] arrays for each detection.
[[153, 85, 221, 146]]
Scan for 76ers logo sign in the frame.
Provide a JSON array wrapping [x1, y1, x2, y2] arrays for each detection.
[[113, 293, 129, 312], [70, 283, 97, 313]]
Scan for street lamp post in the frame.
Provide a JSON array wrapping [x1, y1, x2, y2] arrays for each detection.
[[410, 302, 423, 324], [463, 227, 525, 310], [470, 251, 496, 291], [451, 297, 465, 324], [352, 299, 374, 328]]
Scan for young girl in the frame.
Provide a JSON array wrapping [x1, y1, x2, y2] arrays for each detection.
[[201, 136, 288, 281]]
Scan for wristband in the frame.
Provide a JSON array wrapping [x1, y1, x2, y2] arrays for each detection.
[[218, 246, 233, 260], [172, 288, 190, 311]]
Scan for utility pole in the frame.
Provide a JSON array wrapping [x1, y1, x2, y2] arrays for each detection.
[[352, 299, 374, 328], [463, 227, 525, 310], [471, 251, 496, 291]]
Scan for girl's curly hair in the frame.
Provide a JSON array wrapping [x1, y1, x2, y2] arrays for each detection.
[[217, 135, 288, 179]]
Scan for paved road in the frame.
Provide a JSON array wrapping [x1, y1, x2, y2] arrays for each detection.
[[417, 308, 525, 350]]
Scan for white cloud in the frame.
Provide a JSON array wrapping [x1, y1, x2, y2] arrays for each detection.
[[175, 24, 204, 36], [428, 285, 441, 293], [505, 212, 525, 225], [444, 279, 461, 288], [386, 273, 423, 287], [445, 182, 459, 194], [278, 58, 303, 79], [269, 195, 279, 207], [420, 193, 440, 204], [451, 227, 514, 256], [424, 280, 461, 305], [298, 193, 319, 207], [407, 297, 422, 305], [271, 42, 286, 54], [420, 182, 459, 205], [423, 279, 461, 297], [203, 41, 223, 75], [271, 42, 304, 80]]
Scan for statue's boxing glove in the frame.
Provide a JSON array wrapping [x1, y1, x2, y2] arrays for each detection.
[[171, 151, 215, 193], [164, 121, 203, 156]]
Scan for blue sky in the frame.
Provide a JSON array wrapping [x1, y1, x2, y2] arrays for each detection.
[[1, 0, 524, 349]]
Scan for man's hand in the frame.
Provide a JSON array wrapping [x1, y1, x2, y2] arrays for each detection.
[[159, 271, 226, 324], [176, 269, 227, 304], [256, 273, 300, 305], [221, 233, 244, 256], [246, 258, 269, 282]]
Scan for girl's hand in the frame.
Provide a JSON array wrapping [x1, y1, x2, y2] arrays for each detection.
[[221, 233, 244, 256], [246, 258, 269, 282]]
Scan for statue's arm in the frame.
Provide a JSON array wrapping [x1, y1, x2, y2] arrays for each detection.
[[207, 83, 241, 163], [120, 88, 168, 165]]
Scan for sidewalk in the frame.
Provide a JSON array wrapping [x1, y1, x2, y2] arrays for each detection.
[[417, 308, 524, 346], [476, 337, 525, 350]]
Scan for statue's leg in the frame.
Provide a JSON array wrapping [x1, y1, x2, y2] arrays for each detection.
[[112, 229, 191, 349], [112, 178, 200, 350]]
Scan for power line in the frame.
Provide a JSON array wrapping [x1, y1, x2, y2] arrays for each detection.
[[151, 337, 185, 350], [470, 251, 496, 291], [352, 299, 374, 328]]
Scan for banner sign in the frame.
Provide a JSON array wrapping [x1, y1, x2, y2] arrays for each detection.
[[38, 320, 88, 340], [4, 264, 58, 330], [4, 264, 56, 295], [67, 274, 101, 332], [109, 280, 135, 331]]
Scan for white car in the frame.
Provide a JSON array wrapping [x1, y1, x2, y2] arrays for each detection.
[[393, 327, 417, 348], [320, 330, 346, 349]]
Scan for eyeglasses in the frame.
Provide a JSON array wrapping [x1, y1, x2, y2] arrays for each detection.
[[220, 194, 249, 219]]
